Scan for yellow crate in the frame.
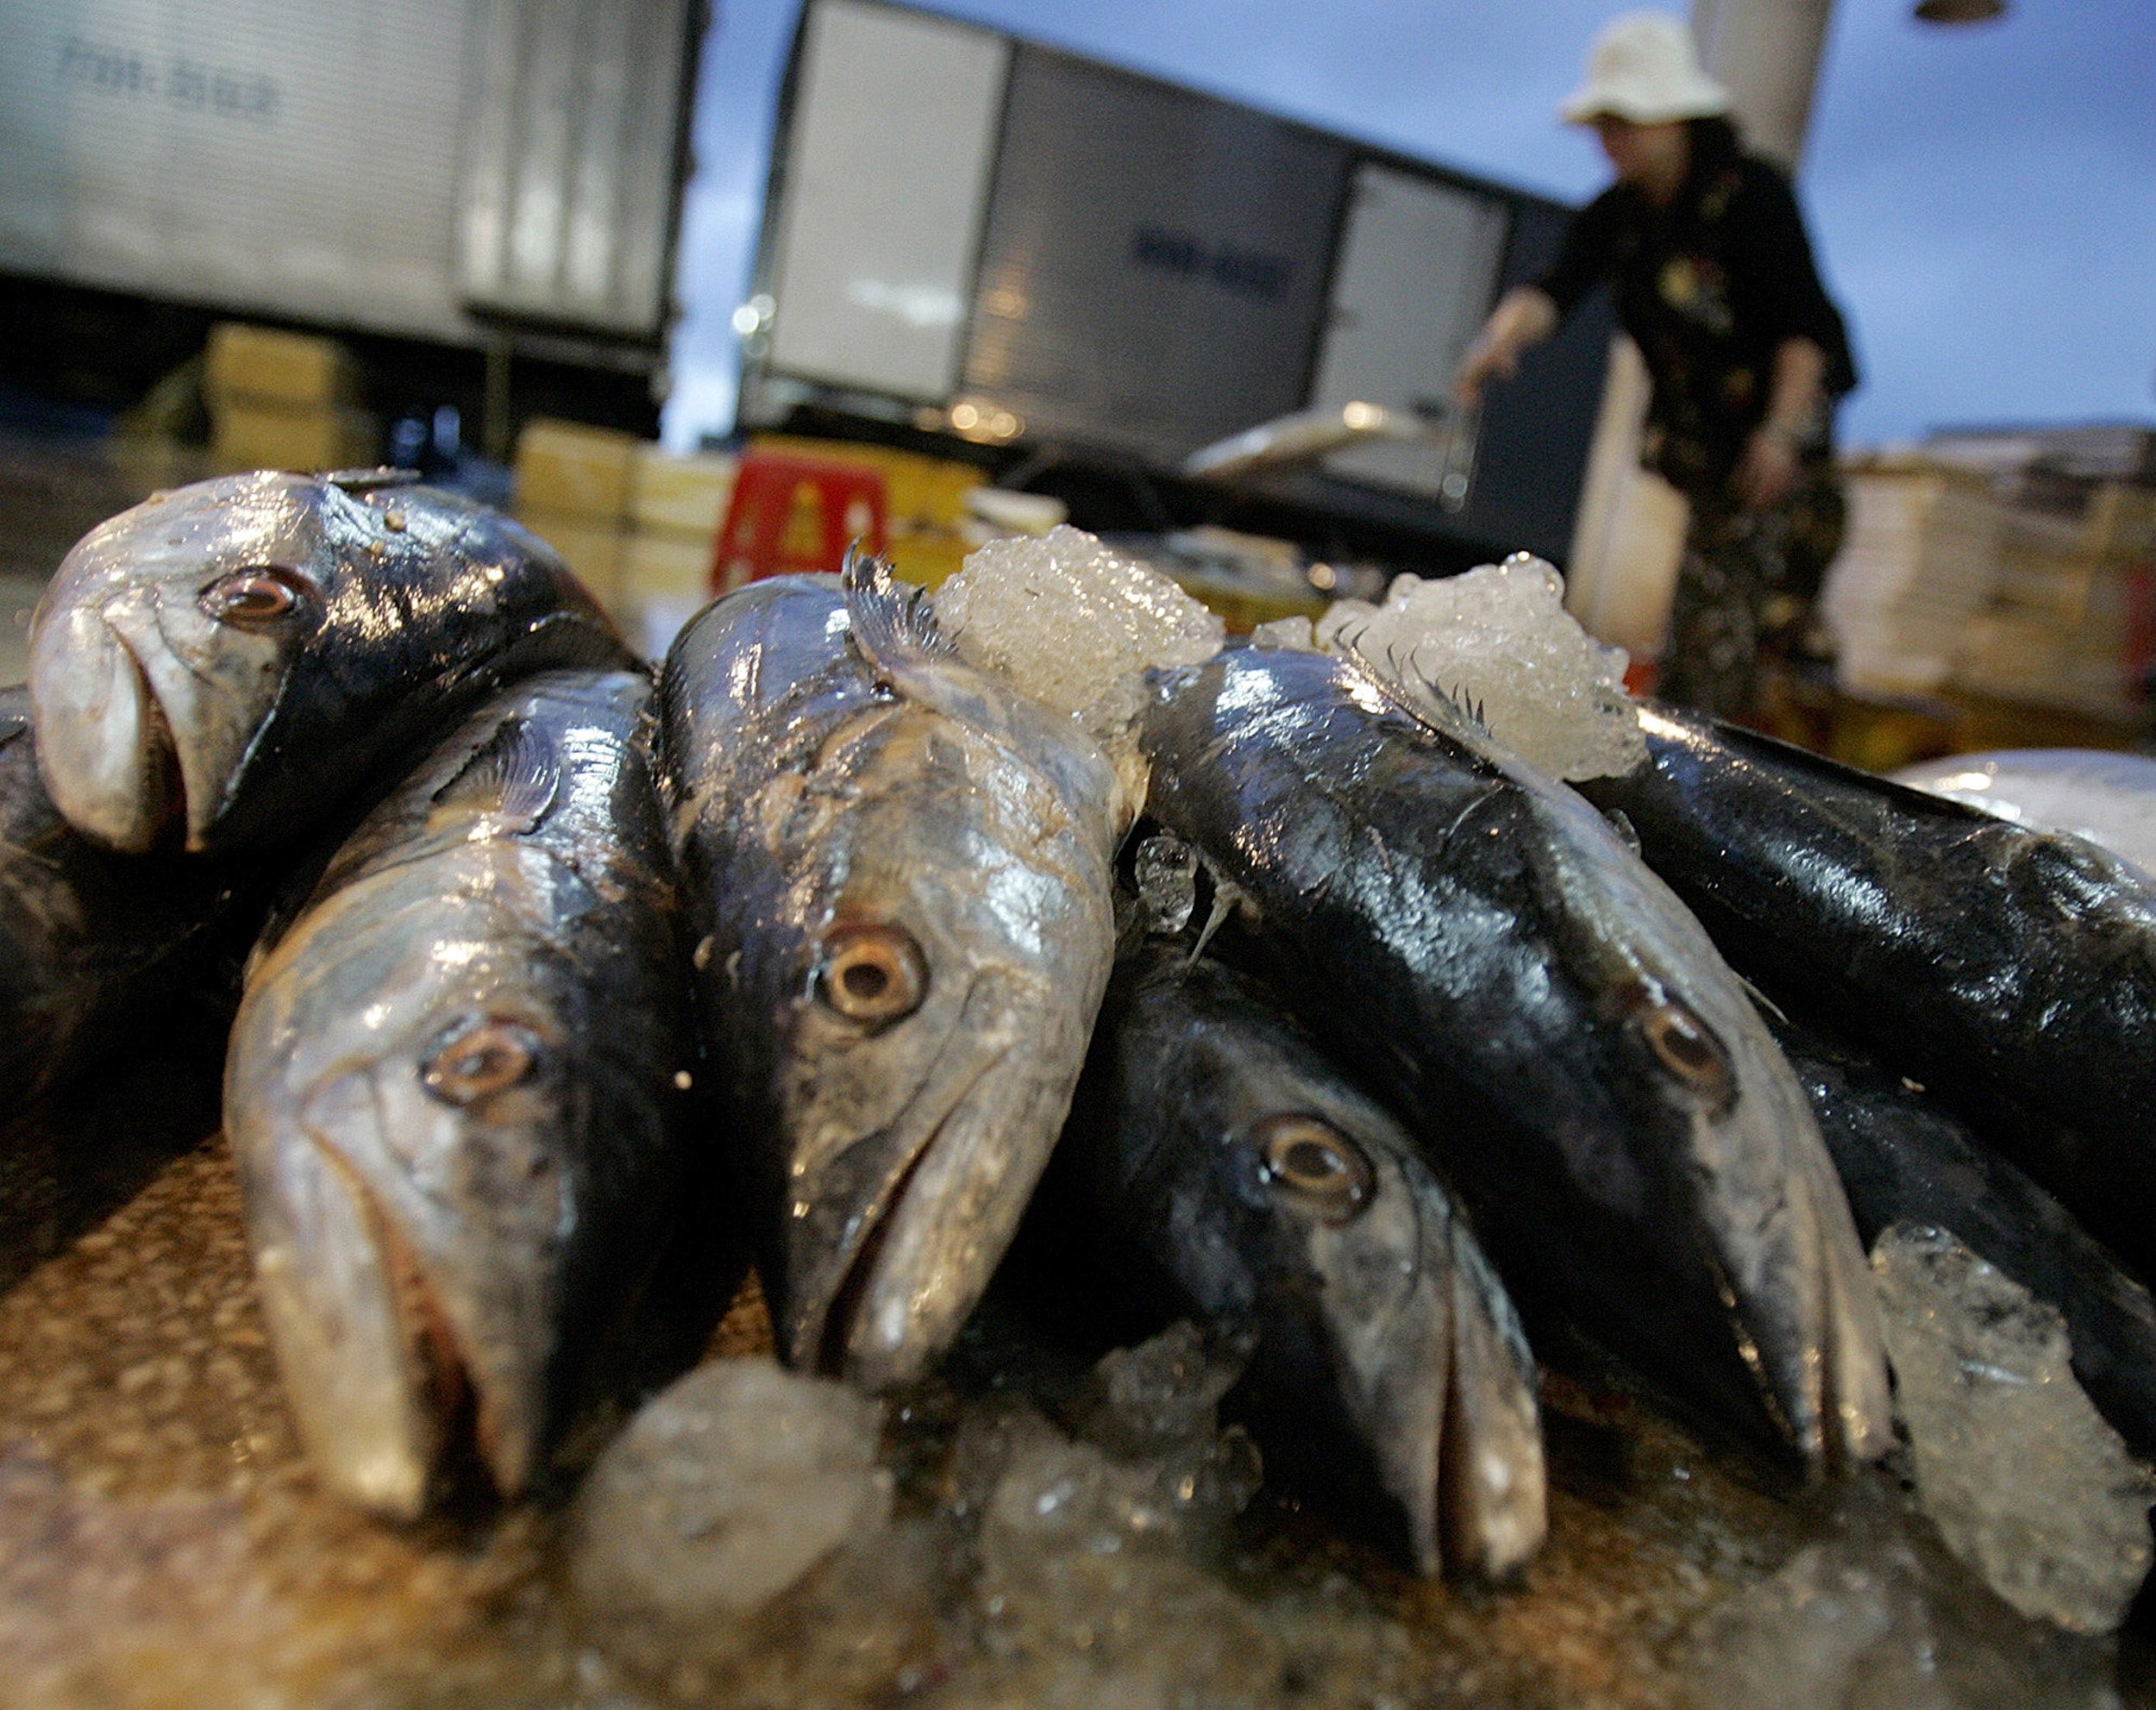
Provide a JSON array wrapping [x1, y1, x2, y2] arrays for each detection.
[[617, 530, 719, 661], [887, 524, 970, 590], [750, 435, 985, 532], [2084, 483, 2156, 559], [210, 398, 379, 475], [623, 529, 715, 604], [519, 510, 627, 612], [630, 446, 736, 538], [1168, 563, 1329, 635], [515, 419, 642, 523], [204, 322, 358, 408]]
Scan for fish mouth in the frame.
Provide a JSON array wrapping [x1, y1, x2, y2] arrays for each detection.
[[28, 608, 185, 854], [249, 1118, 549, 1519], [1683, 1097, 1893, 1469], [1317, 1211, 1545, 1578], [1431, 1250, 1547, 1576], [782, 1030, 1031, 1392]]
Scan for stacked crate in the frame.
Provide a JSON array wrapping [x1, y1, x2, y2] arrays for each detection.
[[512, 419, 640, 629], [204, 323, 379, 475], [624, 445, 736, 656], [1821, 457, 2005, 698], [1949, 483, 2156, 721]]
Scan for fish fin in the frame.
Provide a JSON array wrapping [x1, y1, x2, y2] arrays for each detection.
[[839, 541, 1027, 738], [1329, 618, 1483, 746], [1188, 874, 1253, 964], [1601, 806, 1643, 857], [841, 542, 955, 674], [429, 716, 561, 835], [1738, 974, 1789, 1027]]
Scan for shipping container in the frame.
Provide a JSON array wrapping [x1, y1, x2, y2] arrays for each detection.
[[737, 0, 1614, 567], [0, 0, 699, 351]]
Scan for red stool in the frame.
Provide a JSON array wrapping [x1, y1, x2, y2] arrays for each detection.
[[710, 450, 889, 594]]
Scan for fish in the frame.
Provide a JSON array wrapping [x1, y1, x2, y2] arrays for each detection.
[[1770, 1005, 2156, 1464], [1050, 926, 1545, 1577], [1139, 643, 1890, 1467], [226, 667, 694, 1519], [0, 686, 252, 1103], [1576, 701, 2156, 1280], [1892, 747, 2156, 884], [28, 468, 628, 856], [658, 554, 1121, 1391]]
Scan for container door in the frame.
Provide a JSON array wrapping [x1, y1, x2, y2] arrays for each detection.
[[1310, 161, 1508, 506], [455, 0, 698, 338], [761, 0, 1009, 402], [961, 46, 1348, 467]]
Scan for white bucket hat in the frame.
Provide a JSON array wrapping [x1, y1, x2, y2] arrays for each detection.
[[1559, 12, 1731, 125]]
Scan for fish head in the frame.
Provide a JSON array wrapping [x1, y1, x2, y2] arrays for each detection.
[[29, 472, 373, 853], [235, 913, 596, 1517], [1200, 1093, 1543, 1576], [759, 749, 1113, 1392], [1600, 965, 1890, 1465]]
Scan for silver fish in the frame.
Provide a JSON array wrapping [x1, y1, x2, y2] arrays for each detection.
[[659, 554, 1120, 1390], [1140, 645, 1890, 1467], [1580, 702, 2156, 1283], [29, 469, 625, 855], [0, 686, 248, 1102], [1054, 933, 1545, 1576], [227, 667, 692, 1519]]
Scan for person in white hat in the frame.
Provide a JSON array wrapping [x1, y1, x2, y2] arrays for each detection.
[[1456, 11, 1858, 721]]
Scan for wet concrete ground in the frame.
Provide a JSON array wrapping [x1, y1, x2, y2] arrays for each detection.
[[0, 1035, 2146, 1710]]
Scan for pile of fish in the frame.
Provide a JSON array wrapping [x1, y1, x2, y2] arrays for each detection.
[[9, 471, 2156, 1610]]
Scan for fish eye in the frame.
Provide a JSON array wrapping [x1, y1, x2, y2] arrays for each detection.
[[1633, 994, 1733, 1105], [1254, 1114, 1373, 1222], [422, 1016, 542, 1106], [198, 565, 311, 628], [818, 924, 927, 1024]]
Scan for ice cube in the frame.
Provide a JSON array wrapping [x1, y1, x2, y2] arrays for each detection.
[[1133, 835, 1200, 937], [1871, 1224, 2154, 1633], [932, 524, 1224, 723], [1250, 615, 1318, 651], [1684, 1483, 2122, 1710], [1314, 552, 1644, 782], [563, 1357, 891, 1634]]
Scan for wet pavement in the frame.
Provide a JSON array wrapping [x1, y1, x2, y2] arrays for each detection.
[[0, 1041, 2147, 1709]]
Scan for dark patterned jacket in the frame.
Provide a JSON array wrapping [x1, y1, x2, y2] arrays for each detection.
[[1537, 119, 1858, 498]]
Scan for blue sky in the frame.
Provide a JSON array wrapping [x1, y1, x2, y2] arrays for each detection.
[[662, 0, 2156, 453]]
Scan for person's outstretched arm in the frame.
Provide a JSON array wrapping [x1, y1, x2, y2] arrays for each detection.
[[1454, 286, 1560, 407]]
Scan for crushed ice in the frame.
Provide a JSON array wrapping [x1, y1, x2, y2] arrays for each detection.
[[1314, 553, 1645, 782], [1685, 1481, 2122, 1709], [932, 523, 1224, 731], [1871, 1223, 2154, 1634]]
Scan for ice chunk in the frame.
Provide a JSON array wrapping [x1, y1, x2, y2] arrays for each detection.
[[1066, 1319, 1250, 1463], [944, 1327, 1272, 1703], [562, 1357, 891, 1636], [1684, 1483, 2122, 1710], [932, 524, 1224, 725], [1250, 615, 1318, 651], [1132, 834, 1200, 937], [1314, 553, 1645, 781], [1871, 1224, 2153, 1633]]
